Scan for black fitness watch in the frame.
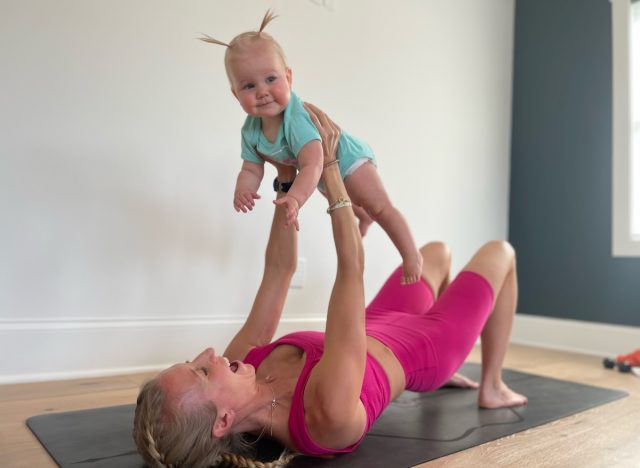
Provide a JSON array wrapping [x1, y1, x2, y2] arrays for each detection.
[[273, 177, 294, 193]]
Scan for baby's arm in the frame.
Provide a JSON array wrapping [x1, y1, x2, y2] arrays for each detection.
[[273, 140, 323, 229], [234, 161, 264, 213]]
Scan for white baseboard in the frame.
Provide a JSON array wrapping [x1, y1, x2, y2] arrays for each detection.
[[2, 314, 637, 384], [0, 316, 325, 384], [512, 314, 640, 357]]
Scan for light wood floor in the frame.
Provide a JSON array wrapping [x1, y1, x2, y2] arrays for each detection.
[[1, 344, 639, 468]]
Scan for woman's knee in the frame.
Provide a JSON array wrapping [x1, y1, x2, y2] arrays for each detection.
[[462, 240, 515, 290], [419, 241, 451, 292], [482, 240, 516, 266], [420, 242, 451, 269]]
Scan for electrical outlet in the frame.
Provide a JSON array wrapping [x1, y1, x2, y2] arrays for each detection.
[[290, 257, 306, 289]]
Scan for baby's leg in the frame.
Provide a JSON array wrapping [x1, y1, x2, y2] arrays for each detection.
[[345, 162, 423, 284], [352, 204, 374, 237]]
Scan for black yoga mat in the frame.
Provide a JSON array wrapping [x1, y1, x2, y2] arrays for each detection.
[[27, 363, 627, 468]]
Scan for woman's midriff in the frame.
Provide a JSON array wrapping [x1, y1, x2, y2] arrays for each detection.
[[366, 336, 406, 400]]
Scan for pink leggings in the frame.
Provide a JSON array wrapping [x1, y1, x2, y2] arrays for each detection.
[[366, 267, 494, 391]]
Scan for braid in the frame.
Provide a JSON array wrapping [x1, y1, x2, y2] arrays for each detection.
[[133, 382, 173, 468], [143, 428, 166, 467], [134, 378, 243, 468], [220, 449, 296, 468], [134, 378, 296, 467]]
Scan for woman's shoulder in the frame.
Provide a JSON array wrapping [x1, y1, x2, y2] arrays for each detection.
[[245, 332, 319, 372], [302, 393, 368, 453]]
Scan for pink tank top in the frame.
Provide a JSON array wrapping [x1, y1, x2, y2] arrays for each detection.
[[244, 331, 391, 455]]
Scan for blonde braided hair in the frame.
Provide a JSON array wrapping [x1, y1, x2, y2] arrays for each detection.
[[133, 378, 297, 467], [199, 9, 288, 84], [220, 450, 296, 468]]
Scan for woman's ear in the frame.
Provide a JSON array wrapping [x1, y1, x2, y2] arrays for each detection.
[[212, 410, 235, 438]]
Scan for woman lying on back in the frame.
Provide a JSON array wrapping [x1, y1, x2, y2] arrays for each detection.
[[133, 104, 526, 467]]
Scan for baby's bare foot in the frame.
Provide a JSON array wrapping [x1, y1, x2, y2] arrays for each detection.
[[401, 251, 423, 285], [478, 381, 528, 409]]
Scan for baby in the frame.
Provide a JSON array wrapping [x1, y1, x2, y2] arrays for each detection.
[[201, 11, 422, 284]]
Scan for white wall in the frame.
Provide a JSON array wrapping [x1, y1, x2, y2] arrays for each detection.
[[0, 0, 515, 383]]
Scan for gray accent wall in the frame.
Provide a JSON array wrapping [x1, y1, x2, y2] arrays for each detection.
[[509, 0, 640, 326]]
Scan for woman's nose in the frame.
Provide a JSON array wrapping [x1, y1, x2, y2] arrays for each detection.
[[194, 347, 215, 362]]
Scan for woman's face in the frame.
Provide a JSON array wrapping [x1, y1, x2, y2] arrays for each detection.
[[158, 347, 256, 412]]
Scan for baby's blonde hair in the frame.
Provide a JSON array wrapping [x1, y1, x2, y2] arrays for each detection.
[[199, 9, 288, 84], [133, 377, 296, 467]]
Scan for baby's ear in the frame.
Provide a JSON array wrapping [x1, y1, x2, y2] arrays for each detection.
[[231, 87, 238, 100], [286, 67, 292, 87]]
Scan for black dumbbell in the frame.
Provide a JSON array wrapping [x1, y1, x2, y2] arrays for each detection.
[[618, 362, 632, 373], [603, 357, 616, 369]]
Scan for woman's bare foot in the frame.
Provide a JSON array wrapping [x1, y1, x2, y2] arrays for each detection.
[[478, 380, 528, 408], [401, 250, 424, 285], [442, 372, 479, 389]]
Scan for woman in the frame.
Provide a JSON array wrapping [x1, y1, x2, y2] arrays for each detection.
[[133, 104, 527, 468]]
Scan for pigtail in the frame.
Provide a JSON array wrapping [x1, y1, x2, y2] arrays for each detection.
[[199, 10, 276, 47], [258, 9, 278, 33], [199, 33, 230, 47], [200, 9, 287, 78]]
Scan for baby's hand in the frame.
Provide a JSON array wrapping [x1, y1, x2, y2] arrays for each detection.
[[273, 195, 300, 231], [234, 190, 261, 213]]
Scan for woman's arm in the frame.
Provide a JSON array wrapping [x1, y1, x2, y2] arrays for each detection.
[[302, 104, 368, 448], [224, 165, 298, 362], [273, 140, 324, 229]]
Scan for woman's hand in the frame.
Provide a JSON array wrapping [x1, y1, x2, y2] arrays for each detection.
[[303, 102, 340, 164]]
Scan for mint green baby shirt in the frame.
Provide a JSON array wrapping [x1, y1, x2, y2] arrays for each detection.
[[240, 91, 376, 178]]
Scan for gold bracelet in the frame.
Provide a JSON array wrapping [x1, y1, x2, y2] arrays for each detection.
[[326, 197, 352, 214], [323, 159, 339, 168]]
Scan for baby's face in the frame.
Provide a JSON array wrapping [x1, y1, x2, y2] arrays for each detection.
[[228, 42, 292, 119]]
